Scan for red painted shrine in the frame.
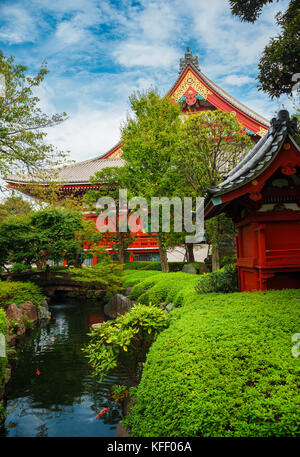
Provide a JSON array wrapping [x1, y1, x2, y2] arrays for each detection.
[[6, 48, 271, 263], [205, 111, 300, 291]]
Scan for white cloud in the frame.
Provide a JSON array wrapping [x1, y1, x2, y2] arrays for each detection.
[[0, 4, 38, 44], [114, 42, 180, 68], [0, 0, 293, 166], [44, 106, 126, 161], [223, 75, 253, 86]]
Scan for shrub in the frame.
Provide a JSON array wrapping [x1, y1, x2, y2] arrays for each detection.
[[83, 303, 170, 385], [124, 261, 207, 274], [125, 289, 300, 437], [168, 262, 207, 274], [124, 261, 162, 271], [124, 271, 199, 305], [122, 270, 161, 288], [10, 262, 30, 273], [0, 280, 45, 308], [195, 263, 238, 294]]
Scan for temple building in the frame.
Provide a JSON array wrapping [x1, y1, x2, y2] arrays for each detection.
[[205, 110, 300, 291], [6, 48, 270, 264]]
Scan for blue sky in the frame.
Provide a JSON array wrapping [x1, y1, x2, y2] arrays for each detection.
[[0, 0, 294, 163]]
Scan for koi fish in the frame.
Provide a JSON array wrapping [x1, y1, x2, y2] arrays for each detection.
[[93, 408, 109, 420]]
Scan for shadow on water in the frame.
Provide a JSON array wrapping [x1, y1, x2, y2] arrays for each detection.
[[1, 299, 124, 437]]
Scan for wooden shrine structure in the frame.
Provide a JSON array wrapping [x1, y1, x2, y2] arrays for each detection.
[[205, 110, 300, 291], [6, 48, 270, 263]]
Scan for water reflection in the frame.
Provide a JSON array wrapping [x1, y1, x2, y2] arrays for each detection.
[[1, 301, 122, 437]]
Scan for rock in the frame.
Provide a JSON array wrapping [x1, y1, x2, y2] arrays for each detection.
[[20, 301, 38, 322], [38, 306, 51, 321], [104, 294, 132, 318], [125, 287, 132, 297], [5, 303, 25, 336], [115, 420, 129, 437], [91, 323, 103, 330], [182, 264, 197, 275]]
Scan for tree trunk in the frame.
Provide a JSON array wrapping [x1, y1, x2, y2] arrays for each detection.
[[74, 253, 81, 267], [212, 243, 220, 272], [186, 243, 195, 263], [36, 259, 43, 272], [158, 233, 169, 273], [117, 232, 125, 264]]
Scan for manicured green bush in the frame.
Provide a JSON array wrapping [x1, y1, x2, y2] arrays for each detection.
[[123, 270, 199, 305], [124, 261, 207, 274], [168, 262, 207, 274], [195, 263, 238, 294], [124, 261, 161, 271], [0, 280, 45, 308], [125, 289, 300, 437], [0, 308, 7, 387], [137, 273, 199, 306], [122, 270, 161, 288]]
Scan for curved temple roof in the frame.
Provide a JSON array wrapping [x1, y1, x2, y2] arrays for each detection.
[[205, 110, 299, 205]]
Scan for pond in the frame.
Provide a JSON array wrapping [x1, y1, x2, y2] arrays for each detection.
[[0, 300, 123, 437]]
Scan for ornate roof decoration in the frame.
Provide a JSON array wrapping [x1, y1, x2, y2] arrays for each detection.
[[170, 49, 270, 128], [205, 110, 299, 203], [179, 47, 200, 73], [172, 70, 212, 102]]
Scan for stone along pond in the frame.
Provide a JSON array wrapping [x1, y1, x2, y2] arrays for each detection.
[[0, 300, 123, 437]]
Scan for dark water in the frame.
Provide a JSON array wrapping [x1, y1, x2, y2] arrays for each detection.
[[1, 301, 122, 437]]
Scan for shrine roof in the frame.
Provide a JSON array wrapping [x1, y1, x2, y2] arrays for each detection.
[[169, 48, 270, 128], [204, 110, 299, 205], [6, 157, 125, 185]]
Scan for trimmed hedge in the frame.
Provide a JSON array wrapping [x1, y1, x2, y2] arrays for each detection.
[[124, 261, 207, 274], [0, 308, 7, 387], [0, 280, 45, 308], [125, 282, 300, 437], [122, 270, 200, 306], [122, 270, 162, 288]]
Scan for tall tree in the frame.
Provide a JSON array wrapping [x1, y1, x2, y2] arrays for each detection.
[[0, 52, 68, 184], [229, 0, 300, 98], [121, 90, 182, 272], [173, 110, 252, 271], [84, 167, 136, 264]]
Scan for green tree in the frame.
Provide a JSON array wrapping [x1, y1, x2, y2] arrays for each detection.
[[0, 207, 102, 270], [84, 167, 136, 264], [229, 0, 300, 98], [0, 51, 68, 182], [173, 110, 252, 271], [0, 194, 32, 223], [121, 90, 182, 272]]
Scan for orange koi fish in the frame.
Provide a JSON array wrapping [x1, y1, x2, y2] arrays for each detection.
[[93, 408, 109, 419]]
